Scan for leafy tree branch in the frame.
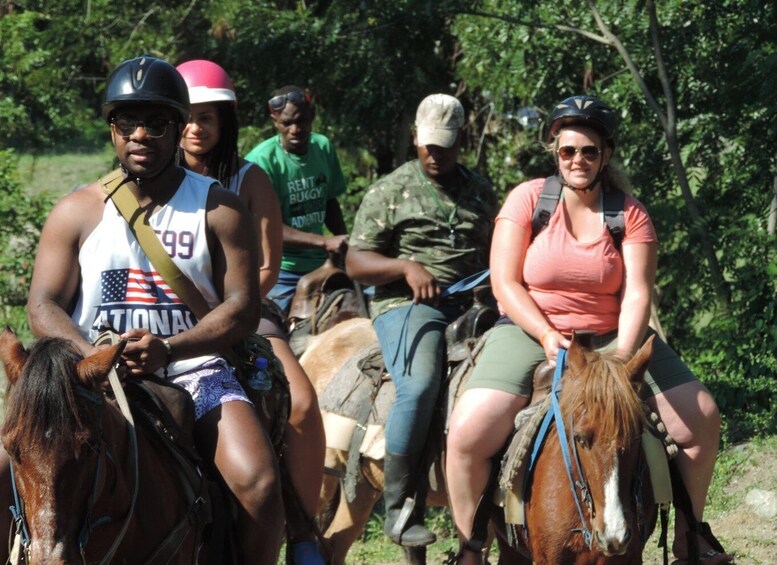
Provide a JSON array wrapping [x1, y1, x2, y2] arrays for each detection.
[[462, 1, 732, 309]]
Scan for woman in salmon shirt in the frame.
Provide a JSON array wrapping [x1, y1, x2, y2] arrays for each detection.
[[446, 96, 732, 564]]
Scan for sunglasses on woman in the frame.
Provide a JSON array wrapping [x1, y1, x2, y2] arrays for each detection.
[[557, 145, 601, 162], [267, 90, 313, 113]]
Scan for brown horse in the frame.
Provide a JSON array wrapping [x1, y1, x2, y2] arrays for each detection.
[[304, 321, 659, 564], [0, 329, 209, 564], [498, 335, 658, 563]]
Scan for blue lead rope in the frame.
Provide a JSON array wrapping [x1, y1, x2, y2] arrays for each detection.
[[440, 269, 490, 298], [393, 269, 491, 376], [526, 349, 594, 548]]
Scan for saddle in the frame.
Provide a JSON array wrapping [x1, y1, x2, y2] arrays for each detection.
[[287, 259, 369, 355], [318, 290, 499, 501]]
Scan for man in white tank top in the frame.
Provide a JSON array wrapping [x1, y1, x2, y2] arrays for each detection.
[[19, 56, 284, 563]]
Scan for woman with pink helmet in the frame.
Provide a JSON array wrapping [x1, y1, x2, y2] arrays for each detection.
[[177, 59, 327, 565]]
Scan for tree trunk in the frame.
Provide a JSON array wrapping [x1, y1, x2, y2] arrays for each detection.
[[768, 174, 777, 236]]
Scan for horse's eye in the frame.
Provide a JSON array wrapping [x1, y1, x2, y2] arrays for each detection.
[[574, 433, 591, 449]]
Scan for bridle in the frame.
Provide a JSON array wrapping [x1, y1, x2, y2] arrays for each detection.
[[8, 351, 139, 565], [528, 348, 596, 547]]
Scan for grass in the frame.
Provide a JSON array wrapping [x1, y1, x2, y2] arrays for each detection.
[[16, 146, 115, 196]]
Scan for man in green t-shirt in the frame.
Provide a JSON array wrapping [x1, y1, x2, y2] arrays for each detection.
[[245, 85, 349, 312], [346, 94, 497, 549]]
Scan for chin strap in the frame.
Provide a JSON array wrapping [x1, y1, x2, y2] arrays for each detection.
[[119, 165, 145, 187]]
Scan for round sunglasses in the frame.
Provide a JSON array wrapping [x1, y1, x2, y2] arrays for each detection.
[[111, 117, 176, 138]]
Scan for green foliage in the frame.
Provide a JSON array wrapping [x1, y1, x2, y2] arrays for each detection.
[[0, 150, 52, 337], [0, 1, 211, 150], [211, 0, 472, 172]]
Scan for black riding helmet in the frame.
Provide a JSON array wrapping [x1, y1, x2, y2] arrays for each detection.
[[102, 56, 190, 124], [546, 95, 617, 148], [547, 95, 617, 192]]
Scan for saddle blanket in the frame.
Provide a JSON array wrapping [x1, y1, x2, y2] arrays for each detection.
[[318, 343, 394, 461]]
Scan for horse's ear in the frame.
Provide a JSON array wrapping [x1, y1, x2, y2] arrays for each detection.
[[626, 334, 655, 382], [0, 327, 28, 386], [76, 340, 127, 387], [567, 333, 586, 378]]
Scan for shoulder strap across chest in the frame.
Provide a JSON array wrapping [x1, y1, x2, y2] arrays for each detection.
[[98, 169, 212, 320]]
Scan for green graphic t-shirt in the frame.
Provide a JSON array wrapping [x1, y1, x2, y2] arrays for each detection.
[[245, 132, 347, 273]]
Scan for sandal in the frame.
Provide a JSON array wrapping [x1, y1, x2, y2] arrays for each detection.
[[671, 521, 735, 564]]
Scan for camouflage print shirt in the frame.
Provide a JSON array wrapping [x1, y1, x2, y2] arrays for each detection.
[[350, 159, 498, 319]]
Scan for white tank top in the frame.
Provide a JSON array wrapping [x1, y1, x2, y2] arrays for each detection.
[[72, 170, 222, 376], [225, 161, 254, 195]]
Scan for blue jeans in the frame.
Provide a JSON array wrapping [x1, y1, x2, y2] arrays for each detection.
[[266, 270, 303, 314], [373, 303, 462, 455]]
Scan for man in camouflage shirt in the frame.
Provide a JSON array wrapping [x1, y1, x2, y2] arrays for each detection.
[[346, 94, 497, 548]]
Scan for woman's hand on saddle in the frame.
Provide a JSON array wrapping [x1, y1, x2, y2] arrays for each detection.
[[120, 328, 169, 375], [541, 329, 571, 368], [403, 260, 441, 304]]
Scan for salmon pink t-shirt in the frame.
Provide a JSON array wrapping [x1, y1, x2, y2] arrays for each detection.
[[497, 178, 657, 335]]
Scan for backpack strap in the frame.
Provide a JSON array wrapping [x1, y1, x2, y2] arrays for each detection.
[[98, 169, 212, 320], [530, 175, 563, 241], [529, 174, 626, 250], [602, 188, 626, 250]]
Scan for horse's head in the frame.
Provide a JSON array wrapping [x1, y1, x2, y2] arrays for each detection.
[[0, 328, 126, 563], [557, 333, 654, 557]]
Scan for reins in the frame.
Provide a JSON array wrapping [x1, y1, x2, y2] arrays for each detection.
[[392, 269, 491, 375], [87, 338, 140, 565], [527, 348, 595, 548]]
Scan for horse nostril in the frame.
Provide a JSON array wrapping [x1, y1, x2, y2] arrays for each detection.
[[594, 529, 631, 556]]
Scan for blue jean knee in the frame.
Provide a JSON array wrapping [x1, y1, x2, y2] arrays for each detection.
[[373, 303, 455, 455], [266, 270, 304, 314]]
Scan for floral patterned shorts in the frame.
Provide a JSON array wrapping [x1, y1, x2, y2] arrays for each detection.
[[171, 359, 252, 421]]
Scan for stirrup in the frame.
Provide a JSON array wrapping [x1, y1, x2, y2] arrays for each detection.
[[390, 497, 416, 540]]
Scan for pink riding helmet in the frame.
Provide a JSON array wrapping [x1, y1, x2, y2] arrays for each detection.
[[176, 59, 237, 106]]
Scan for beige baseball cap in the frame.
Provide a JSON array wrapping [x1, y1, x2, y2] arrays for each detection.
[[415, 94, 465, 148]]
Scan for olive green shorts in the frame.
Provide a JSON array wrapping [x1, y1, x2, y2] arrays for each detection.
[[465, 323, 696, 399]]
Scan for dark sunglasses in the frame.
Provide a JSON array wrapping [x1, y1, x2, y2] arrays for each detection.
[[267, 90, 312, 113], [111, 117, 176, 138], [557, 145, 601, 162]]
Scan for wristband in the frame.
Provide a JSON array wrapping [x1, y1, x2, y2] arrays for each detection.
[[162, 339, 173, 365], [539, 327, 556, 347]]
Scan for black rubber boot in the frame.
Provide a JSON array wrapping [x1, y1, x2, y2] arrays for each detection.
[[383, 451, 436, 547]]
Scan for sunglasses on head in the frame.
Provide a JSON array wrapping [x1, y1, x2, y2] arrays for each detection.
[[267, 90, 312, 113], [111, 117, 175, 138], [557, 145, 601, 162]]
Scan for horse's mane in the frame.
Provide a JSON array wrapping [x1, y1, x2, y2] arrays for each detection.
[[2, 338, 91, 458], [561, 349, 645, 445]]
